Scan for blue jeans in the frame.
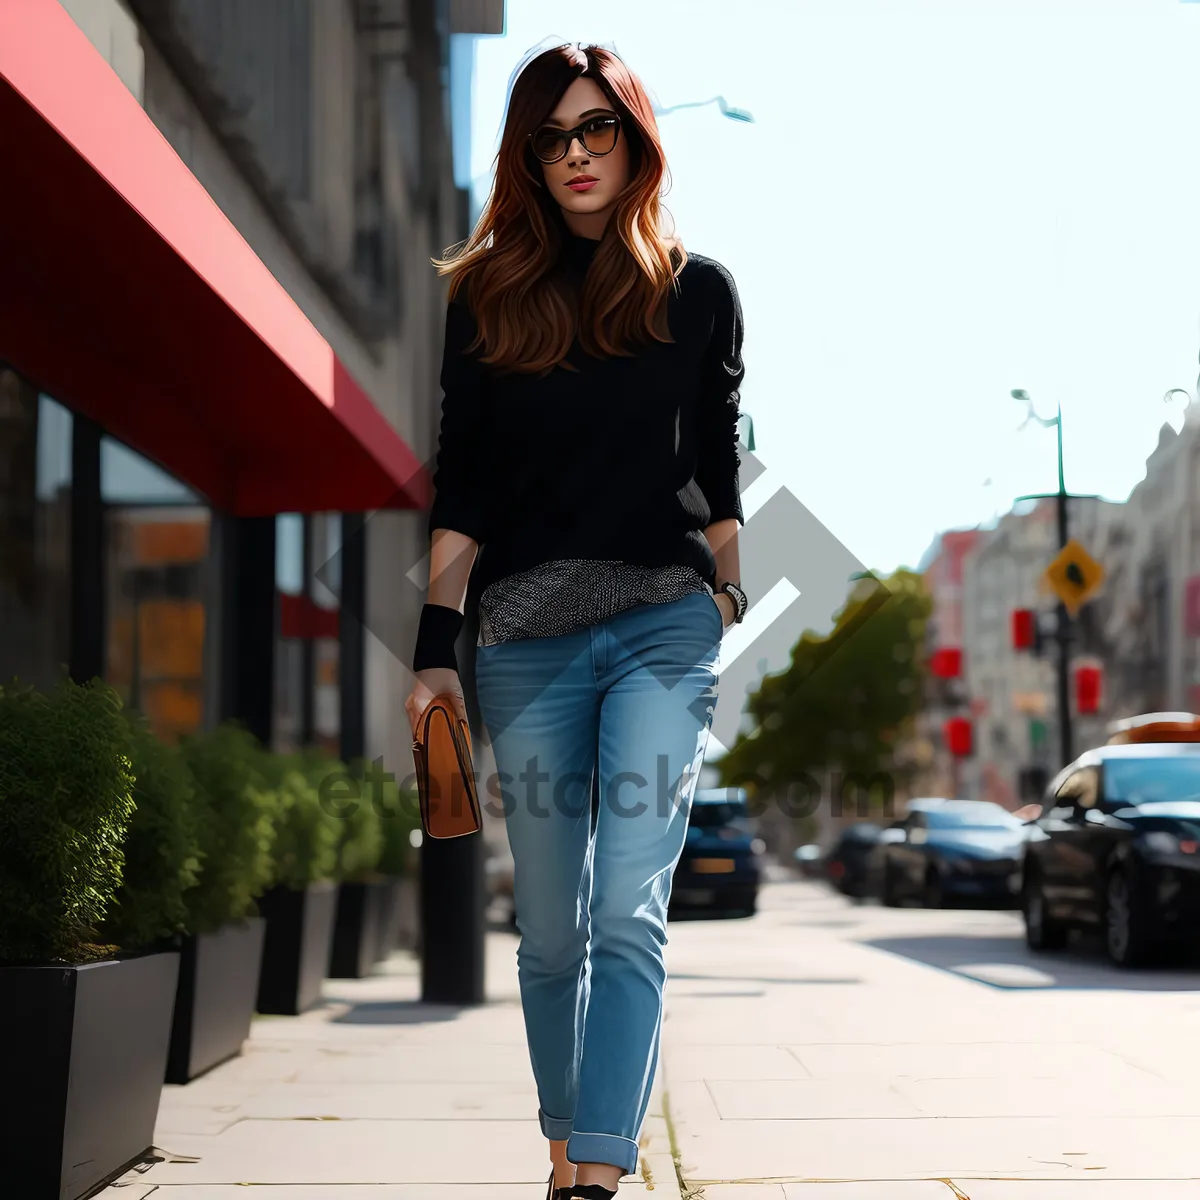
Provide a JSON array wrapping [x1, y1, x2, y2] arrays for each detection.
[[475, 589, 723, 1175]]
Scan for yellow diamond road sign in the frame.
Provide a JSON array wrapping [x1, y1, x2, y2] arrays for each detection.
[[1041, 538, 1105, 616]]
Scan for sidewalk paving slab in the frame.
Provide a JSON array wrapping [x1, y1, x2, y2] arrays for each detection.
[[783, 1041, 1153, 1081], [660, 882, 1200, 1193], [124, 1117, 546, 1185], [779, 1187, 954, 1199], [95, 880, 1200, 1196], [961, 1184, 1200, 1198], [664, 1044, 812, 1082], [702, 1188, 954, 1199], [671, 1114, 1200, 1182], [892, 1074, 1200, 1118], [284, 1042, 537, 1084], [96, 934, 679, 1198], [703, 1076, 925, 1119], [698, 1186, 787, 1199], [131, 1188, 669, 1199], [223, 1079, 537, 1120], [697, 1186, 955, 1199]]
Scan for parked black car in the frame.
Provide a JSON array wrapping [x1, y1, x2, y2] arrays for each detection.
[[1021, 738, 1200, 966], [671, 789, 761, 918], [821, 822, 882, 897], [877, 799, 1025, 908]]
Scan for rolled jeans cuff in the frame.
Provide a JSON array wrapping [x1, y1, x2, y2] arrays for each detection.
[[566, 1130, 640, 1175], [538, 1108, 574, 1141]]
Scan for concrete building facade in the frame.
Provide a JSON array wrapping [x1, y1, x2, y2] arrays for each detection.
[[5, 0, 504, 785]]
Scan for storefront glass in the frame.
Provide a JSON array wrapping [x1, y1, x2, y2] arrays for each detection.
[[0, 368, 72, 693], [102, 437, 210, 743], [310, 512, 341, 757], [271, 512, 341, 756], [273, 513, 305, 753]]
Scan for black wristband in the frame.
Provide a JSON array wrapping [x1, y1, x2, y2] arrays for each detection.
[[412, 603, 465, 673]]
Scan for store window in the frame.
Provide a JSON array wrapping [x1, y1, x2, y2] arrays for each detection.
[[102, 437, 210, 743], [273, 513, 305, 753], [271, 512, 341, 756], [310, 512, 341, 757], [0, 369, 72, 693]]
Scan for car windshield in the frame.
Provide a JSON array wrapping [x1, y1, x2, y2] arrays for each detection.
[[689, 802, 747, 828], [924, 804, 1023, 830], [1104, 757, 1200, 806]]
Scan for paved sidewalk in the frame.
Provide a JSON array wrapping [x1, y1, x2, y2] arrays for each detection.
[[102, 879, 1200, 1198], [103, 937, 679, 1198], [662, 881, 1200, 1199]]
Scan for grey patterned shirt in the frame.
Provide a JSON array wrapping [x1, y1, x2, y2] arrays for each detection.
[[477, 559, 713, 647]]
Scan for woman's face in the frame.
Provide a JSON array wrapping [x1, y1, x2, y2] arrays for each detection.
[[534, 76, 631, 231]]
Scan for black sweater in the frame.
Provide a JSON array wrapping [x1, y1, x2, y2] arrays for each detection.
[[427, 232, 745, 598]]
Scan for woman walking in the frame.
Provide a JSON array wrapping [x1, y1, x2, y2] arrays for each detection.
[[406, 42, 748, 1199]]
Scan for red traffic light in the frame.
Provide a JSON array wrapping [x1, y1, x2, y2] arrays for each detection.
[[930, 647, 962, 679], [1012, 608, 1036, 650], [944, 716, 973, 757], [1076, 664, 1103, 715]]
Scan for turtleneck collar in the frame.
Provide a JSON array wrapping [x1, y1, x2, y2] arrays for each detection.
[[562, 230, 601, 271]]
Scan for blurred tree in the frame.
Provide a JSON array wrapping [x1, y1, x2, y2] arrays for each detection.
[[716, 569, 932, 813]]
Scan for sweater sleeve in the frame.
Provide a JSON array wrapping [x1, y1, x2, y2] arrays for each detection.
[[693, 262, 746, 526], [427, 297, 490, 544]]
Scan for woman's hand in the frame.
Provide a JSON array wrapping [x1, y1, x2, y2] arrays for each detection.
[[405, 668, 468, 737]]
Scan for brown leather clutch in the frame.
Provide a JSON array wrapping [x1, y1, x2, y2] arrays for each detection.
[[412, 693, 482, 839]]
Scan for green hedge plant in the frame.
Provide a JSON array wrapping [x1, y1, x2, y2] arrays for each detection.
[[0, 678, 136, 964], [327, 757, 384, 884], [377, 777, 421, 878], [258, 750, 340, 890], [104, 710, 204, 951], [179, 724, 276, 933]]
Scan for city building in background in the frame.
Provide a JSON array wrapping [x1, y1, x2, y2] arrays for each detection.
[[914, 529, 980, 798], [1, 0, 504, 780], [958, 497, 1122, 807], [1094, 415, 1200, 717], [917, 406, 1200, 808]]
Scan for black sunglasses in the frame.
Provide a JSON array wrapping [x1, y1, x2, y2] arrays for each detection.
[[528, 114, 622, 165]]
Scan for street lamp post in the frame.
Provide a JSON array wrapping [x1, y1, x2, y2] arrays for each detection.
[[1011, 389, 1073, 767], [652, 95, 755, 123]]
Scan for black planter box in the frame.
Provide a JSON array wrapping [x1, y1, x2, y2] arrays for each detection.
[[0, 950, 180, 1200], [255, 880, 337, 1015], [330, 880, 395, 979], [166, 918, 266, 1084]]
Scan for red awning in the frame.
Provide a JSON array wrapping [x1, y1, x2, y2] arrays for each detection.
[[0, 0, 430, 516]]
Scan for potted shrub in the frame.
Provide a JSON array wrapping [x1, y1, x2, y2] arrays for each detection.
[[104, 710, 203, 953], [254, 750, 339, 1014], [164, 722, 275, 1083], [374, 777, 422, 961], [0, 679, 180, 1200], [325, 757, 389, 979]]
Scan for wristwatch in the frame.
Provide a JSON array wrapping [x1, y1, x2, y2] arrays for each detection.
[[718, 581, 748, 624]]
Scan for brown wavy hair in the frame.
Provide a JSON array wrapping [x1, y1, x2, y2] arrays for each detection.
[[432, 43, 685, 375]]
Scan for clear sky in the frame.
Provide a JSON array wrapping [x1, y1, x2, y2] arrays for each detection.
[[469, 0, 1200, 576]]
